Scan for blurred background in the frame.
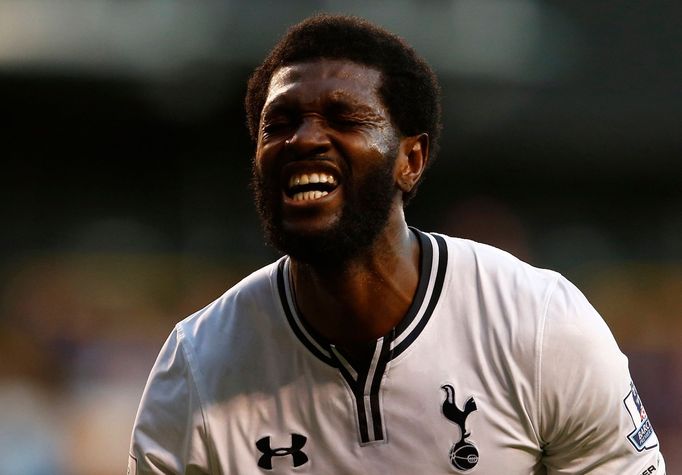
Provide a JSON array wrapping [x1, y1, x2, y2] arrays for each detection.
[[1, 0, 680, 473]]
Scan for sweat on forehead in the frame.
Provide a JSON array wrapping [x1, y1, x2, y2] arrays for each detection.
[[264, 61, 384, 107]]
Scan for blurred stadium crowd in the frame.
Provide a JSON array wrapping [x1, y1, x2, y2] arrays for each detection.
[[2, 1, 680, 473]]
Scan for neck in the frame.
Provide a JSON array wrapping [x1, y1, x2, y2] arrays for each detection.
[[290, 217, 420, 348]]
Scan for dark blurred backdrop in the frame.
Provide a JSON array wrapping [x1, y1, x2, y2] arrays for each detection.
[[1, 1, 680, 474]]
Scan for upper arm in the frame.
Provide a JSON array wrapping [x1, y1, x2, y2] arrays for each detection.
[[538, 277, 665, 474], [129, 327, 212, 474]]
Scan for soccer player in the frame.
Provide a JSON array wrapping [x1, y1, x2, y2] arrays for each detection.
[[129, 15, 666, 474]]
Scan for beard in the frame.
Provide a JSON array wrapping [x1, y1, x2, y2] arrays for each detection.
[[252, 149, 399, 267]]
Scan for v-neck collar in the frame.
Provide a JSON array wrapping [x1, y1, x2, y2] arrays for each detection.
[[276, 228, 449, 368], [275, 228, 449, 444]]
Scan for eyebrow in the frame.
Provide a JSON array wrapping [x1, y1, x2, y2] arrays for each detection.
[[326, 90, 379, 113], [261, 99, 292, 117]]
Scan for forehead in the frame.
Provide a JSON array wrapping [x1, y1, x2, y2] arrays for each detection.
[[264, 60, 383, 109]]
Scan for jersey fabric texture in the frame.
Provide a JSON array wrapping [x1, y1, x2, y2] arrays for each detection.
[[129, 230, 665, 474]]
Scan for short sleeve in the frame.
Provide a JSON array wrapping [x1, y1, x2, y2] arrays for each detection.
[[538, 276, 665, 474], [129, 327, 212, 474]]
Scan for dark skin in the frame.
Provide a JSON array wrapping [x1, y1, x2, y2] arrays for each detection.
[[255, 60, 429, 362]]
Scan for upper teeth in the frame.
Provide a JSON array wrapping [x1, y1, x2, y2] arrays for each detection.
[[288, 173, 336, 188]]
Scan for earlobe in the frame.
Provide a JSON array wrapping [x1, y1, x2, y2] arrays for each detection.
[[396, 133, 429, 193]]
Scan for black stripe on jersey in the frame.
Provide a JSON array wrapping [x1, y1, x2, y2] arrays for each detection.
[[332, 347, 359, 383], [276, 259, 335, 366], [393, 229, 433, 337], [329, 345, 370, 442], [354, 356, 371, 443], [369, 333, 393, 440], [331, 335, 393, 444], [391, 233, 448, 359]]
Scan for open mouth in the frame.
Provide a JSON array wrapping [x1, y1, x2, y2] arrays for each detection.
[[285, 172, 339, 202]]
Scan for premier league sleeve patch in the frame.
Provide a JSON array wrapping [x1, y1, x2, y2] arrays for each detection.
[[623, 381, 659, 451]]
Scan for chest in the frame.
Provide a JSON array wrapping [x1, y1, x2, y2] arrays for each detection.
[[204, 347, 543, 475]]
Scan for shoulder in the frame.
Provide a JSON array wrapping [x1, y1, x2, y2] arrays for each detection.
[[177, 260, 281, 337], [435, 235, 613, 341], [421, 232, 562, 378], [432, 232, 560, 310], [539, 273, 627, 394], [435, 233, 614, 352], [438, 232, 555, 276], [172, 259, 284, 368]]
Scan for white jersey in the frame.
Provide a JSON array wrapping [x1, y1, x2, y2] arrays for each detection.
[[129, 230, 665, 474]]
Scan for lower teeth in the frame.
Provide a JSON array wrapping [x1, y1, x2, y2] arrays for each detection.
[[293, 190, 329, 201]]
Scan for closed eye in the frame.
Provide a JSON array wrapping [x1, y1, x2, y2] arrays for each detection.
[[326, 99, 385, 129], [261, 102, 298, 135], [261, 115, 300, 138], [331, 117, 362, 128], [263, 121, 292, 133]]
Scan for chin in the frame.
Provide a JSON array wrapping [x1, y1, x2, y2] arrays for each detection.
[[280, 215, 340, 239], [277, 215, 389, 266], [272, 226, 351, 265]]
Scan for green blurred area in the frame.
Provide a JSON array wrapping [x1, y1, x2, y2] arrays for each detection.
[[1, 1, 680, 473]]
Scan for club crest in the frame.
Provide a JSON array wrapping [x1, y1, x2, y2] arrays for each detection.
[[441, 384, 479, 472]]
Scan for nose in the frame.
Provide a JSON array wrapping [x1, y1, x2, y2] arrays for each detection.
[[285, 115, 331, 157]]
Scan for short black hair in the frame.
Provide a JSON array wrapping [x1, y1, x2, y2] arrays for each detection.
[[245, 14, 442, 203]]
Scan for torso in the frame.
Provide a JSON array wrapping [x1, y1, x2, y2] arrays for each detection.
[[180, 230, 557, 474]]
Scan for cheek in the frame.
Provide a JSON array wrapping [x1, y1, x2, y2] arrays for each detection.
[[341, 127, 395, 161], [254, 143, 279, 177], [365, 125, 398, 158]]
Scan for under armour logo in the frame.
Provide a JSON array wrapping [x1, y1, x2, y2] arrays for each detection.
[[256, 434, 309, 470]]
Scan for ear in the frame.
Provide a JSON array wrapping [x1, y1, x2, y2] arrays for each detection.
[[394, 133, 429, 194]]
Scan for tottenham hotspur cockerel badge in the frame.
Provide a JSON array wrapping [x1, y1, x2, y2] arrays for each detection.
[[441, 384, 479, 472]]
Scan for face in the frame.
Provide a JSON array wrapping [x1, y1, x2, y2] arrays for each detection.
[[252, 59, 403, 265]]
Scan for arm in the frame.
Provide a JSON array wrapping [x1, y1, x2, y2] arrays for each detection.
[[538, 277, 665, 474], [129, 327, 212, 474]]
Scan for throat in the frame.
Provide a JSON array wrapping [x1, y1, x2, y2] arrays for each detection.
[[293, 266, 408, 343], [290, 228, 421, 348]]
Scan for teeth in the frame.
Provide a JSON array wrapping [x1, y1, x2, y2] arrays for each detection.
[[288, 173, 336, 189], [292, 190, 329, 201]]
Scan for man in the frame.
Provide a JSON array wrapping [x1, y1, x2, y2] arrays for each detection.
[[129, 15, 666, 474]]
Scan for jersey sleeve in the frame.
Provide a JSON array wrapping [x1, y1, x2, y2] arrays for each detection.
[[538, 276, 665, 474], [129, 327, 212, 474]]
